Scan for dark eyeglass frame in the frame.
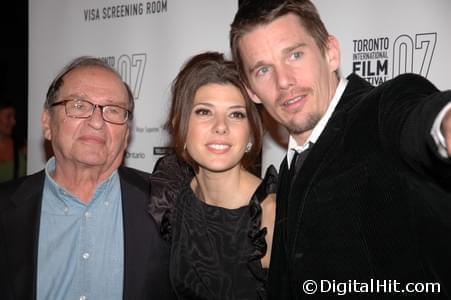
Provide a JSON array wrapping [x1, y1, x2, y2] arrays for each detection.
[[50, 99, 131, 125]]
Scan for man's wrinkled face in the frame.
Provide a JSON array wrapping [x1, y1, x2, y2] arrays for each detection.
[[42, 66, 130, 171]]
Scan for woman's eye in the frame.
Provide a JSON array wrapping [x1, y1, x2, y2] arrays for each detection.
[[230, 111, 246, 119], [194, 108, 211, 116]]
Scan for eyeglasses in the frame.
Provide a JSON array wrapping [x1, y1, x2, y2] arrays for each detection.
[[50, 99, 131, 125]]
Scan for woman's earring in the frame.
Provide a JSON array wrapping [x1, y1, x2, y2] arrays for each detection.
[[183, 143, 187, 151], [245, 142, 253, 153]]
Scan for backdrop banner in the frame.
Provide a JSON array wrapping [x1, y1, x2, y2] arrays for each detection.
[[262, 0, 451, 173], [28, 0, 238, 174], [29, 1, 451, 176]]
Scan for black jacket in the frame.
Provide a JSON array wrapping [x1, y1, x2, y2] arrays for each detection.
[[0, 166, 176, 300], [268, 73, 451, 299]]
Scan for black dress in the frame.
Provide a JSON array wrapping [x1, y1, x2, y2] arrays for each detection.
[[149, 154, 277, 300]]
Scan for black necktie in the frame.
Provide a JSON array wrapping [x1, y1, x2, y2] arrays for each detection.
[[288, 150, 299, 179], [288, 143, 313, 183], [294, 147, 311, 173]]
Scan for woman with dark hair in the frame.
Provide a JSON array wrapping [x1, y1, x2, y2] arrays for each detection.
[[0, 100, 26, 182], [149, 51, 277, 299]]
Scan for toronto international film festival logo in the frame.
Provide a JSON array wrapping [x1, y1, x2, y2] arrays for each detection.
[[352, 33, 437, 86]]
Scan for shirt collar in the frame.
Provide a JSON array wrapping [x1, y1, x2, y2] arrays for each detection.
[[44, 156, 118, 207], [287, 77, 348, 165]]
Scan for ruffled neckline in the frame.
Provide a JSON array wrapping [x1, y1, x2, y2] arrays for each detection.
[[149, 155, 278, 299], [148, 154, 278, 249], [247, 165, 277, 288], [148, 154, 194, 227]]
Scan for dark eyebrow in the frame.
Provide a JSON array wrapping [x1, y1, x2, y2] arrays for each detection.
[[192, 102, 214, 108], [229, 105, 246, 109], [192, 103, 246, 110]]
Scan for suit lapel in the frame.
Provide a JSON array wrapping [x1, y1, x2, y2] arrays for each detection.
[[2, 171, 45, 299]]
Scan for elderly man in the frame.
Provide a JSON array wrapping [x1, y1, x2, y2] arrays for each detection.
[[0, 56, 175, 300]]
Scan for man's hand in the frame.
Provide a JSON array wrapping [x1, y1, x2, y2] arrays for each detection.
[[442, 108, 451, 157]]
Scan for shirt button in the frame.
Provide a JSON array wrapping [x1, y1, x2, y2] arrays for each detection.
[[82, 252, 90, 260], [80, 296, 87, 300], [104, 201, 110, 206], [84, 211, 91, 218]]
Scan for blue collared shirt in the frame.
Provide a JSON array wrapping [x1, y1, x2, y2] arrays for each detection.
[[37, 157, 124, 300]]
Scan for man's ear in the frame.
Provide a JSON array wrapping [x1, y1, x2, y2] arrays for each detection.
[[245, 85, 262, 104], [41, 110, 52, 141], [326, 35, 341, 73]]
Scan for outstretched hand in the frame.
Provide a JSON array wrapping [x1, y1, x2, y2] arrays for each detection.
[[442, 108, 451, 157]]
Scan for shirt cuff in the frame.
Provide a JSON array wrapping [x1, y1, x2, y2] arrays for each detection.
[[430, 102, 451, 158]]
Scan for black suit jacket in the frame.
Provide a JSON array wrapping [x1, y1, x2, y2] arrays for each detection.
[[0, 166, 176, 300], [268, 74, 451, 299]]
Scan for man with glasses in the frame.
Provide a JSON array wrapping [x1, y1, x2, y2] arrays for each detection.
[[0, 56, 176, 300]]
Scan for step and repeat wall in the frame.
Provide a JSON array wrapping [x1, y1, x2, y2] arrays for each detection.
[[262, 0, 451, 172], [28, 0, 451, 175], [28, 0, 238, 174]]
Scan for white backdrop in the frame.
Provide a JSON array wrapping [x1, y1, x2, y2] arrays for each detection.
[[261, 0, 451, 172], [28, 0, 238, 174], [28, 1, 451, 176]]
